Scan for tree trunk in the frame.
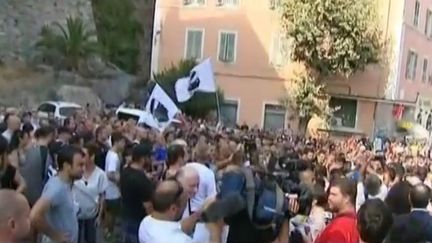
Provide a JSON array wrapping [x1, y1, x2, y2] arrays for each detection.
[[133, 0, 156, 83], [298, 116, 310, 136]]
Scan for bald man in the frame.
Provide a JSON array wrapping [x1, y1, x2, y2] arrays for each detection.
[[0, 190, 31, 243], [138, 180, 192, 243], [2, 114, 20, 143]]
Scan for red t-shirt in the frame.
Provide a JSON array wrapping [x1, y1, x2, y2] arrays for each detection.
[[314, 211, 359, 243]]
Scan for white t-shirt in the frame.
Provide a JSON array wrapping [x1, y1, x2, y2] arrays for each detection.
[[139, 215, 193, 243], [356, 182, 388, 211], [185, 163, 217, 212], [73, 167, 108, 219], [104, 150, 121, 200], [182, 162, 218, 243]]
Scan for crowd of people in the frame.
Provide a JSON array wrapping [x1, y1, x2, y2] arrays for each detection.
[[0, 107, 432, 243]]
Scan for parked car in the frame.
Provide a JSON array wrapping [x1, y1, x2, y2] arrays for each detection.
[[37, 101, 82, 124]]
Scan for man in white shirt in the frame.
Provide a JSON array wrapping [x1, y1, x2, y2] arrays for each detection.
[[104, 132, 125, 233], [356, 174, 388, 211], [2, 113, 20, 143], [184, 143, 218, 243], [139, 180, 193, 243]]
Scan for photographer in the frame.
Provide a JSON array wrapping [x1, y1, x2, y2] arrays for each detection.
[[216, 148, 289, 243]]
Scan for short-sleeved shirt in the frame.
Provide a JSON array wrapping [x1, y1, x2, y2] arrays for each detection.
[[120, 166, 154, 222], [139, 216, 193, 243], [73, 167, 108, 219], [315, 211, 359, 243], [105, 150, 121, 200], [42, 176, 79, 243]]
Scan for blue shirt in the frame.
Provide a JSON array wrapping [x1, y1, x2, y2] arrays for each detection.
[[153, 146, 167, 163]]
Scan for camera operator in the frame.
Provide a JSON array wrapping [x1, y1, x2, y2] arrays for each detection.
[[217, 148, 289, 243]]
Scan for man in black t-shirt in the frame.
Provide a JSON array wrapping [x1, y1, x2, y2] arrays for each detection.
[[120, 144, 154, 243], [94, 125, 109, 169]]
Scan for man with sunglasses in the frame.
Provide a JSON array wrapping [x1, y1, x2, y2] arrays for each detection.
[[139, 180, 224, 243], [138, 180, 192, 243]]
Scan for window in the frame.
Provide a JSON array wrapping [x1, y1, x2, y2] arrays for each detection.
[[405, 50, 418, 80], [263, 104, 285, 131], [216, 0, 239, 7], [37, 103, 56, 113], [269, 0, 282, 9], [423, 58, 429, 82], [329, 97, 357, 129], [270, 33, 289, 67], [183, 0, 205, 6], [220, 100, 238, 127], [218, 32, 237, 63], [414, 0, 420, 27], [59, 107, 81, 117], [185, 29, 204, 60], [425, 10, 432, 37]]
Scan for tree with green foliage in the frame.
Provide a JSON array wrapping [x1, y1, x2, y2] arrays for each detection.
[[36, 17, 99, 71], [279, 0, 382, 133], [91, 0, 142, 74], [279, 72, 333, 132], [281, 0, 382, 77], [154, 59, 224, 119]]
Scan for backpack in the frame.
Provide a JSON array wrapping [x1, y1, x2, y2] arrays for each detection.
[[242, 167, 285, 229]]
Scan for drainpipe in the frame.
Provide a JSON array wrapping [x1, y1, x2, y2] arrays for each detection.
[[372, 0, 392, 137]]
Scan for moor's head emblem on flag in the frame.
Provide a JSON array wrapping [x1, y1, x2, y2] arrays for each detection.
[[188, 70, 200, 92], [149, 98, 169, 123]]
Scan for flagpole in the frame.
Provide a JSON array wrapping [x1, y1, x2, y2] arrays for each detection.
[[215, 91, 222, 123]]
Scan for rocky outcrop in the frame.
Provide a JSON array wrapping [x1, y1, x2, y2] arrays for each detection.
[[0, 0, 95, 62]]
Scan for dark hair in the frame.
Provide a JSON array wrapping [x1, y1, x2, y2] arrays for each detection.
[[83, 142, 98, 158], [57, 145, 84, 170], [364, 174, 382, 197], [152, 180, 183, 212], [357, 199, 393, 243], [417, 167, 428, 182], [312, 184, 327, 208], [166, 144, 185, 167], [57, 126, 71, 136], [22, 123, 33, 134], [111, 131, 124, 146], [95, 125, 106, 138], [69, 134, 83, 146], [132, 143, 152, 162], [34, 126, 55, 139], [409, 183, 431, 209], [331, 177, 357, 206], [385, 181, 412, 215]]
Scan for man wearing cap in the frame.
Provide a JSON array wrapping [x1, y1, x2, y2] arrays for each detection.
[[120, 144, 155, 243]]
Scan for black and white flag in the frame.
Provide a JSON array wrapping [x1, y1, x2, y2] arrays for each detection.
[[175, 58, 216, 102], [145, 84, 180, 131]]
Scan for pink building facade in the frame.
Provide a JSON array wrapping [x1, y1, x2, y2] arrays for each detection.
[[150, 0, 432, 136]]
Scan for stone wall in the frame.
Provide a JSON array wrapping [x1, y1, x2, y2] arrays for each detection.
[[0, 0, 95, 61]]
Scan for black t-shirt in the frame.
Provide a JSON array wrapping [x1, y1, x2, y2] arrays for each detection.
[[0, 164, 16, 190], [120, 166, 154, 222], [226, 209, 275, 243], [95, 141, 109, 170]]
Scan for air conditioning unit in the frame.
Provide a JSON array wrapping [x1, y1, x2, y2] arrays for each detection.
[[216, 0, 224, 6]]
